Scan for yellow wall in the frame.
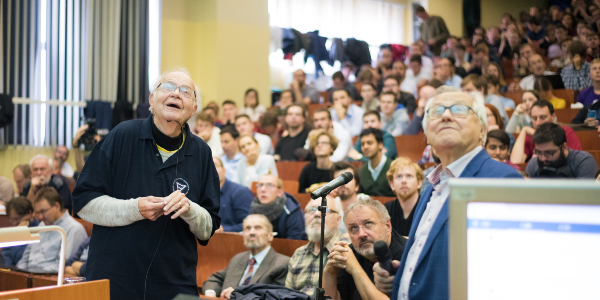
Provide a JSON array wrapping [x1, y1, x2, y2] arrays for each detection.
[[161, 0, 270, 112], [428, 0, 464, 37], [481, 0, 548, 29], [0, 147, 77, 192]]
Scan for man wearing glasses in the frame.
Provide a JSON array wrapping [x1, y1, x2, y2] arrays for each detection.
[[73, 69, 221, 300], [285, 196, 347, 296], [249, 175, 305, 240], [386, 90, 521, 300], [323, 196, 406, 300], [525, 122, 598, 178]]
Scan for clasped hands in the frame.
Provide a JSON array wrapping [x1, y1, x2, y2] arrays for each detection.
[[138, 190, 190, 221]]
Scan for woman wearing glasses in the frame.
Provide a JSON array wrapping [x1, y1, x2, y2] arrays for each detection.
[[297, 130, 339, 193], [237, 135, 278, 188]]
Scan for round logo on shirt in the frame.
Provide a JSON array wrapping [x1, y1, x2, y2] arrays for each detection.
[[172, 178, 190, 194]]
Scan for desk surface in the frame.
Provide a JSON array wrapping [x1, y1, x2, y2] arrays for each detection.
[[0, 279, 110, 300]]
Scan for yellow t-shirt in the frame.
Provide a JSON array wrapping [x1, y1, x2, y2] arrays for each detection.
[[548, 97, 566, 109]]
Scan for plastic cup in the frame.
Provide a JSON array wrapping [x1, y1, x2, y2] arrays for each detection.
[[64, 277, 86, 284]]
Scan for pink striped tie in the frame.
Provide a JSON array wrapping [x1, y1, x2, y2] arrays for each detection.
[[241, 258, 256, 285]]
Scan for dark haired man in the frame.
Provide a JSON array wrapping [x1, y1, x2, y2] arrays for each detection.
[[1, 197, 39, 266], [561, 41, 592, 90], [274, 104, 310, 161], [358, 128, 395, 197], [222, 100, 238, 127], [415, 5, 449, 56], [511, 100, 583, 164], [220, 126, 244, 183], [330, 89, 365, 137], [328, 71, 359, 102], [382, 75, 417, 114], [349, 111, 398, 162], [526, 123, 598, 178], [17, 188, 87, 271]]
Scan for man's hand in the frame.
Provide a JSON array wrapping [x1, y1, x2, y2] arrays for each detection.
[[373, 260, 400, 295], [573, 54, 583, 70], [290, 80, 300, 92], [584, 117, 599, 128], [415, 97, 427, 117], [522, 126, 535, 136], [488, 124, 500, 131], [163, 190, 191, 219], [71, 261, 83, 276], [220, 287, 235, 299], [65, 266, 77, 276], [215, 225, 225, 233], [333, 101, 348, 121], [138, 196, 165, 221], [325, 241, 350, 274], [514, 103, 526, 115], [428, 38, 436, 46], [72, 124, 89, 148], [508, 81, 522, 92]]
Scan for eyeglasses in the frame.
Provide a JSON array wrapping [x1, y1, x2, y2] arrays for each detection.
[[256, 182, 278, 189], [427, 104, 474, 119], [305, 206, 339, 214], [534, 146, 561, 158], [157, 82, 196, 99], [348, 221, 379, 235]]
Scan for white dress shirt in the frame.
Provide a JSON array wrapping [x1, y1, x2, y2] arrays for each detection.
[[254, 132, 274, 155], [330, 104, 365, 137], [206, 127, 224, 157], [398, 146, 482, 300], [238, 246, 272, 285]]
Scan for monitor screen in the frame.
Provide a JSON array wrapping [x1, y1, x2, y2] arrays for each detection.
[[466, 202, 600, 300]]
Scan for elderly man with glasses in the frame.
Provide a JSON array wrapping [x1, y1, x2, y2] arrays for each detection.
[[384, 89, 521, 300], [73, 69, 221, 300], [323, 196, 407, 300]]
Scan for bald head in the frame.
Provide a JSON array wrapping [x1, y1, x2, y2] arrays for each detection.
[[419, 85, 436, 101]]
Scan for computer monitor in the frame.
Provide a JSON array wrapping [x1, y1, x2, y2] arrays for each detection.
[[449, 178, 600, 300]]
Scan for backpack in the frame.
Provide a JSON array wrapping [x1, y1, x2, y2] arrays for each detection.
[[0, 94, 15, 128]]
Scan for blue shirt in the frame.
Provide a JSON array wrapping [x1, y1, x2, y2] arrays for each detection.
[[221, 152, 244, 183], [444, 74, 463, 89], [72, 116, 221, 300], [1, 219, 39, 266], [330, 104, 365, 137], [220, 180, 254, 232], [352, 131, 398, 162], [499, 95, 516, 110]]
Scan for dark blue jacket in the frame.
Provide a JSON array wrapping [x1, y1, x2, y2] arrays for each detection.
[[220, 179, 254, 232], [23, 175, 72, 212], [275, 193, 305, 240], [391, 150, 521, 300], [65, 237, 91, 276], [72, 116, 221, 300]]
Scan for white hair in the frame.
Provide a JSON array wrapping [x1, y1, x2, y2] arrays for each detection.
[[29, 155, 54, 170], [422, 87, 488, 145], [344, 195, 391, 224], [149, 67, 201, 114]]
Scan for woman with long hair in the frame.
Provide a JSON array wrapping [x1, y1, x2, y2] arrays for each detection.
[[505, 90, 539, 133], [239, 88, 266, 122]]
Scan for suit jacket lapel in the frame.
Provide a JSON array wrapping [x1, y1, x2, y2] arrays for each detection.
[[231, 251, 251, 286], [415, 150, 488, 267], [249, 248, 275, 284]]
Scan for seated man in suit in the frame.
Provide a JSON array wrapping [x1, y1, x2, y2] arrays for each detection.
[[382, 90, 521, 300], [323, 196, 406, 300], [203, 214, 290, 299], [358, 128, 395, 197]]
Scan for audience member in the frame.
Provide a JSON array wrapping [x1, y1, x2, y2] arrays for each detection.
[[17, 188, 87, 272], [513, 43, 534, 80], [220, 126, 244, 183], [533, 77, 567, 109], [520, 54, 556, 91], [485, 74, 515, 110], [539, 24, 556, 52], [453, 44, 471, 72], [306, 109, 351, 162], [236, 114, 274, 155], [376, 47, 394, 78], [526, 123, 598, 178], [323, 196, 407, 300], [485, 130, 520, 170], [506, 90, 539, 132], [259, 110, 282, 140], [330, 162, 363, 234], [404, 85, 437, 135], [511, 100, 582, 164], [488, 27, 502, 56], [415, 5, 449, 56], [383, 75, 417, 114], [53, 146, 74, 178], [572, 58, 600, 128], [240, 88, 267, 122], [204, 102, 224, 128], [500, 28, 524, 60], [389, 90, 521, 300], [358, 128, 395, 197], [0, 177, 14, 205], [461, 74, 509, 124], [405, 43, 434, 74], [213, 157, 253, 233], [561, 40, 593, 90], [526, 16, 545, 42], [203, 214, 290, 299], [64, 237, 91, 277], [404, 55, 430, 97], [1, 197, 39, 266], [484, 62, 508, 93], [237, 135, 278, 188], [249, 175, 305, 240], [276, 90, 294, 116], [360, 82, 379, 112], [23, 155, 72, 212], [467, 48, 487, 75], [562, 13, 576, 36], [435, 58, 462, 89], [222, 100, 238, 127], [385, 158, 424, 236], [194, 111, 224, 157], [349, 111, 398, 162], [484, 104, 506, 134], [549, 25, 568, 59], [329, 71, 360, 101], [379, 92, 410, 136], [330, 89, 364, 137], [12, 164, 32, 197], [551, 38, 573, 68], [285, 197, 346, 296], [291, 69, 319, 105], [298, 130, 337, 193], [274, 104, 310, 161]]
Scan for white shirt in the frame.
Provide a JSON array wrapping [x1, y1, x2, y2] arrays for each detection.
[[400, 78, 418, 98], [205, 127, 224, 157], [368, 154, 388, 181], [330, 104, 365, 137], [61, 162, 74, 177], [519, 71, 555, 90], [398, 146, 482, 300], [238, 246, 271, 285], [404, 56, 434, 79], [254, 132, 274, 155]]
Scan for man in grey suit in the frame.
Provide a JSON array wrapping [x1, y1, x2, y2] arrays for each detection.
[[203, 214, 290, 299]]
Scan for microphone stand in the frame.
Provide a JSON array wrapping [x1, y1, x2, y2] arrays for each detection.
[[315, 193, 332, 300]]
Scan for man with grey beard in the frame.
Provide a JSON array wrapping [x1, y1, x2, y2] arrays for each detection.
[[203, 214, 290, 299], [284, 196, 348, 297], [23, 155, 72, 212], [323, 196, 407, 300]]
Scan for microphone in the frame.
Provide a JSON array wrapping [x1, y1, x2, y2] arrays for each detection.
[[310, 172, 353, 199], [374, 240, 396, 275]]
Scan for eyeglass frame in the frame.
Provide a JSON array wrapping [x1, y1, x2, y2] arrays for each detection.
[[347, 220, 380, 235], [426, 104, 474, 119], [305, 206, 339, 214], [157, 82, 197, 100], [534, 145, 562, 158]]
